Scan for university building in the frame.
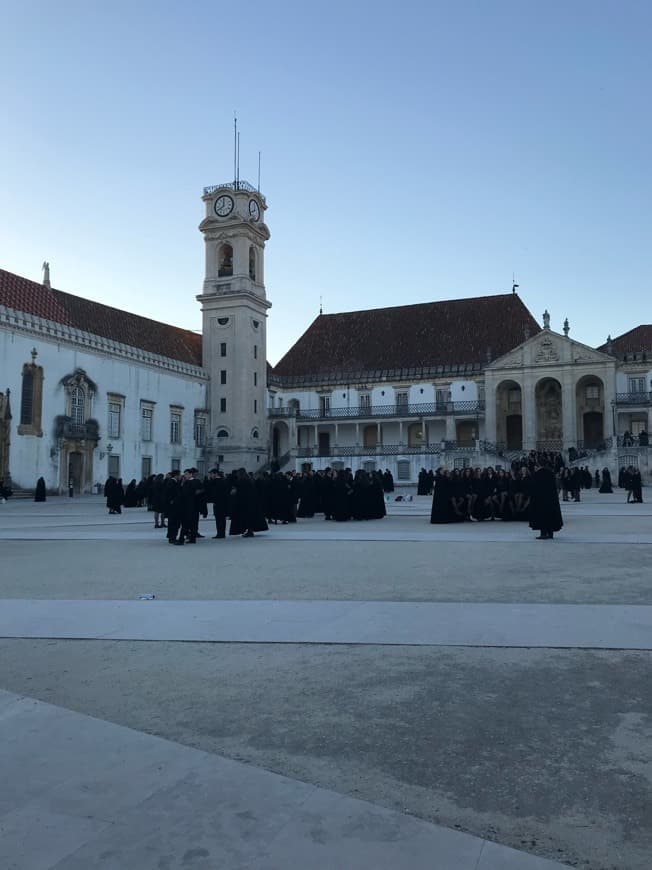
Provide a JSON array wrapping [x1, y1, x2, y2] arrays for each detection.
[[1, 180, 651, 492]]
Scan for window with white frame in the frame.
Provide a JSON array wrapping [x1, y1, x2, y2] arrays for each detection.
[[435, 389, 448, 409], [396, 391, 409, 413], [170, 409, 182, 444], [71, 386, 86, 425], [359, 393, 371, 411], [171, 457, 181, 471], [319, 395, 330, 416], [629, 377, 645, 393], [141, 404, 153, 441], [194, 415, 207, 447], [108, 400, 122, 438], [141, 456, 152, 478]]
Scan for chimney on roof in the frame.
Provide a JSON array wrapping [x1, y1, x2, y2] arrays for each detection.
[[42, 261, 51, 289], [563, 318, 569, 337]]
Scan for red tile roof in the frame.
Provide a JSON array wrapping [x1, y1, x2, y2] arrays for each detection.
[[0, 268, 202, 367], [599, 325, 652, 356], [273, 293, 541, 379]]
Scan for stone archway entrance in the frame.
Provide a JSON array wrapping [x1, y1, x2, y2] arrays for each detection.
[[576, 375, 605, 449], [495, 380, 522, 449], [535, 378, 563, 450]]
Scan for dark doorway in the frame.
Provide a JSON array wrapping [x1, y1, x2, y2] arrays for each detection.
[[583, 412, 604, 449], [506, 415, 523, 449], [272, 427, 280, 459], [68, 452, 83, 494], [318, 432, 330, 456]]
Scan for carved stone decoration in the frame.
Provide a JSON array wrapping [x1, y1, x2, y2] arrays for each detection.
[[489, 350, 523, 369], [535, 336, 560, 363]]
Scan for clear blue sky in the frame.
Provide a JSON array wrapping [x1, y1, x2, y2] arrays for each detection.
[[1, 0, 650, 364]]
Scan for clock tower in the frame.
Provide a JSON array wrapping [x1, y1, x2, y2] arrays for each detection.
[[197, 180, 270, 472]]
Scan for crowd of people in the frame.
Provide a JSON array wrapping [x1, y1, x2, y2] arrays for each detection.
[[103, 467, 391, 543], [98, 451, 644, 544]]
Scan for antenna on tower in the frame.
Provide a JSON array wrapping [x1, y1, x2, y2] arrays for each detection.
[[233, 112, 237, 186], [319, 295, 323, 315], [512, 272, 519, 294], [257, 150, 261, 192], [237, 131, 240, 187]]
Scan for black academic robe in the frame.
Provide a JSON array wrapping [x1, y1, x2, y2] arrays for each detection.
[[528, 468, 563, 532], [430, 475, 452, 524]]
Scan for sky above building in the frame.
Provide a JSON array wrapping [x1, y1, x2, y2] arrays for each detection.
[[1, 0, 650, 365]]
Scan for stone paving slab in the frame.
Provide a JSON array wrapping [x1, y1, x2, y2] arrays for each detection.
[[0, 690, 569, 870], [2, 598, 651, 649]]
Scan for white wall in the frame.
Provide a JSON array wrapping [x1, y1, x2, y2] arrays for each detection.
[[1, 328, 207, 490]]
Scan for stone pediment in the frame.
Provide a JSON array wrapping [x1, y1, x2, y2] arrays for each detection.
[[487, 331, 615, 372]]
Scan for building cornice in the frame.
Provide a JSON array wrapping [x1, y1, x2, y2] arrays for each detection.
[[0, 304, 208, 381]]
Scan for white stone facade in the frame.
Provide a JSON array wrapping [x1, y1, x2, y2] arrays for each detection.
[[0, 308, 207, 492]]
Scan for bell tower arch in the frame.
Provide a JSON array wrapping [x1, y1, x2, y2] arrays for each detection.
[[197, 180, 271, 472]]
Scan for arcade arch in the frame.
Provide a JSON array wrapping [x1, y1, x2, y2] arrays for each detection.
[[575, 374, 605, 448], [495, 379, 522, 449], [535, 377, 563, 450]]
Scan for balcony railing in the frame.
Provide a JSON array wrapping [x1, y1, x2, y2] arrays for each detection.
[[617, 434, 650, 448], [296, 443, 446, 458], [615, 392, 652, 405], [54, 416, 100, 442], [203, 180, 266, 204], [269, 400, 485, 421]]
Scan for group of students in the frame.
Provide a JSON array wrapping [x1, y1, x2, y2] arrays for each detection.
[[104, 466, 391, 543], [430, 462, 564, 538]]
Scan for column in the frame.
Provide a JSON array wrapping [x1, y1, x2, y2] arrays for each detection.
[[484, 377, 496, 445], [521, 373, 537, 451], [335, 422, 339, 448], [445, 416, 456, 442], [561, 371, 576, 450]]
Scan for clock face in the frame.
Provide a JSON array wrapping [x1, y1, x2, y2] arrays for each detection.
[[214, 194, 234, 218], [248, 199, 260, 221]]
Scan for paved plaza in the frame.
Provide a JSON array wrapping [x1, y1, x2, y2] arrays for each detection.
[[1, 491, 651, 869]]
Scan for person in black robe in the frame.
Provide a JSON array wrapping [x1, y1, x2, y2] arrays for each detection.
[[164, 470, 183, 543], [34, 477, 46, 502], [630, 467, 643, 503], [123, 479, 138, 507], [417, 468, 429, 496], [639, 429, 649, 447], [332, 470, 353, 521], [382, 469, 395, 494], [106, 477, 124, 514], [229, 469, 268, 537], [597, 467, 612, 493], [528, 462, 563, 539], [594, 469, 601, 488], [430, 469, 453, 523], [206, 468, 230, 538]]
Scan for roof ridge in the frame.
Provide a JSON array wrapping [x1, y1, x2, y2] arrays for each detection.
[[318, 291, 521, 319]]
